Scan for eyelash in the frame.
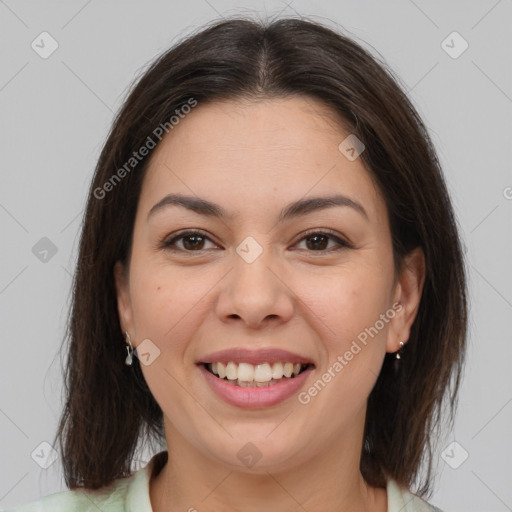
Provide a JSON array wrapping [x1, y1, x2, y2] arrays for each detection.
[[161, 229, 353, 254]]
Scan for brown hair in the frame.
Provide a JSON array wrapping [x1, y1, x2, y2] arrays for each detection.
[[54, 15, 468, 498]]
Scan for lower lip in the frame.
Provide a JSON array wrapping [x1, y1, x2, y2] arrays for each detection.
[[198, 364, 313, 409]]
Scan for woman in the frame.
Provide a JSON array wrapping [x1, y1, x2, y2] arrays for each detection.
[[8, 15, 467, 512]]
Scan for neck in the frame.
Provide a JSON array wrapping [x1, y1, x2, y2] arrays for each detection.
[[149, 418, 387, 512]]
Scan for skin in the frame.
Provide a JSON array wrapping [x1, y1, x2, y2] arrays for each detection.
[[115, 96, 425, 512]]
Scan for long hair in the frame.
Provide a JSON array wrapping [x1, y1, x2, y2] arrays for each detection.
[[54, 15, 468, 498]]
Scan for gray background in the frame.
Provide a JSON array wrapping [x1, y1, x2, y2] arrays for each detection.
[[1, 1, 511, 511]]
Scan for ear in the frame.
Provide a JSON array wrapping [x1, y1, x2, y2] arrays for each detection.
[[386, 247, 426, 353], [114, 260, 135, 339]]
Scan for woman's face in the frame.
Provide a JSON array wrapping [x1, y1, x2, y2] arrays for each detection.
[[115, 96, 423, 472]]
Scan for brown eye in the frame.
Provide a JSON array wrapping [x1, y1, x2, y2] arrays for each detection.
[[163, 230, 217, 252], [305, 234, 329, 250], [295, 230, 352, 252], [182, 234, 207, 250]]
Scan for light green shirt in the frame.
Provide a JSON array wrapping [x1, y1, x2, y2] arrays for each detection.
[[6, 451, 442, 511]]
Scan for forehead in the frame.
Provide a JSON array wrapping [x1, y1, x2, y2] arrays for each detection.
[[150, 96, 350, 160], [139, 96, 385, 221]]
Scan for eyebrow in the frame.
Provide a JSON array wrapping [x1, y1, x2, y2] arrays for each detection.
[[147, 193, 368, 222]]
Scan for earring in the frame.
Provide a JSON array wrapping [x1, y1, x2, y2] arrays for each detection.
[[125, 331, 134, 366], [393, 341, 406, 376]]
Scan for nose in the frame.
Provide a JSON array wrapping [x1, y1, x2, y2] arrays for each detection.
[[214, 246, 295, 329]]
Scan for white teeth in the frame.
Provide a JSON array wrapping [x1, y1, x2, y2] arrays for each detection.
[[207, 361, 307, 383], [272, 362, 284, 379], [237, 362, 254, 382], [225, 362, 237, 380], [283, 362, 293, 378], [254, 363, 272, 382]]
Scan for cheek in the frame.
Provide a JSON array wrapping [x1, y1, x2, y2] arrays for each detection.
[[300, 272, 392, 419], [129, 262, 215, 352], [128, 265, 213, 408], [301, 261, 393, 341]]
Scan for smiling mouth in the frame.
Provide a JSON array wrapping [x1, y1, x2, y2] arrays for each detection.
[[201, 361, 314, 387]]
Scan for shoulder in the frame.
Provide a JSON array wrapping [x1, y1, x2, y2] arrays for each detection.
[[386, 479, 444, 512], [4, 451, 167, 512], [4, 476, 133, 512]]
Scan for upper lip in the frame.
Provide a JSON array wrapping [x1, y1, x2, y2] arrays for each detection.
[[197, 348, 315, 366]]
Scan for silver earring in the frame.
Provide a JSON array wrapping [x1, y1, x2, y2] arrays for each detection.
[[395, 341, 405, 359], [125, 331, 134, 366]]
